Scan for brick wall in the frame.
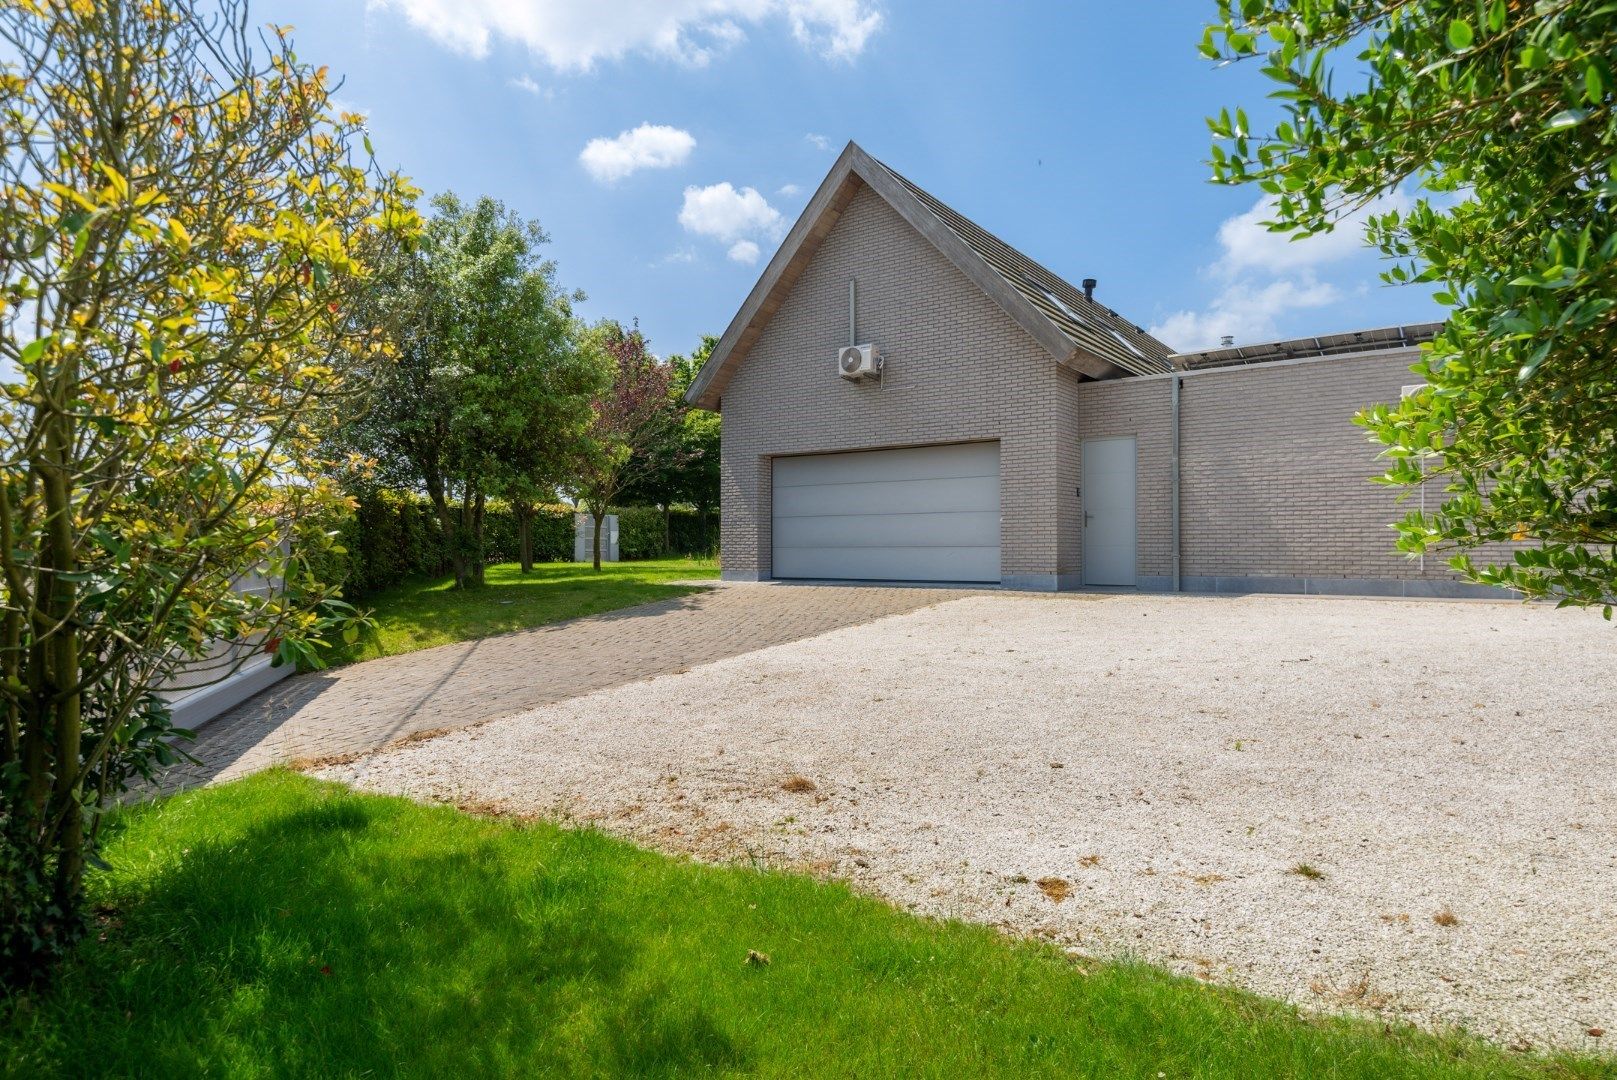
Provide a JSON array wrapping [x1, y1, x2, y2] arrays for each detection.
[[716, 181, 1508, 598], [718, 182, 1080, 588], [1074, 375, 1174, 580], [1075, 350, 1516, 596]]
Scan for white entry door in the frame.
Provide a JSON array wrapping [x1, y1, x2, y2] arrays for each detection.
[[772, 442, 1001, 583], [1081, 436, 1137, 586]]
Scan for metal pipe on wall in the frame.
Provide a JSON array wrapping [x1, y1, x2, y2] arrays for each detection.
[[849, 278, 856, 347], [1171, 374, 1182, 592]]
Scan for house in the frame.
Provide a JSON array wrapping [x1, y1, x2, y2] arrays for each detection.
[[686, 142, 1506, 597]]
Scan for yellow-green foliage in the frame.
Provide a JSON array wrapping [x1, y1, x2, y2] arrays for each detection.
[[0, 0, 419, 983]]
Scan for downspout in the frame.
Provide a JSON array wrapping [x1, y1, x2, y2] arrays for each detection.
[[1171, 373, 1182, 592]]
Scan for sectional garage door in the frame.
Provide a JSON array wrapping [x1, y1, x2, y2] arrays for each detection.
[[771, 442, 1001, 583]]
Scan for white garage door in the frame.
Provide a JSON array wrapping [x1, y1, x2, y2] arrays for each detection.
[[772, 442, 1000, 583]]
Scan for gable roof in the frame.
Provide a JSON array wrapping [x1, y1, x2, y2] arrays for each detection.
[[685, 142, 1173, 410], [879, 164, 1175, 379]]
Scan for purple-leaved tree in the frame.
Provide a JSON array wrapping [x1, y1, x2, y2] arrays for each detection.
[[565, 323, 684, 570]]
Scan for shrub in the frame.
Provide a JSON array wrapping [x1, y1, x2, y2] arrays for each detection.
[[308, 490, 716, 599], [616, 505, 719, 561], [616, 506, 667, 560], [669, 510, 719, 557]]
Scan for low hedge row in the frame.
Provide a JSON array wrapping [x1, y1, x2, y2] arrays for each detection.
[[301, 490, 718, 600], [615, 505, 720, 562]]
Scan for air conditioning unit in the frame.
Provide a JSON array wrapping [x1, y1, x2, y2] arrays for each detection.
[[838, 344, 881, 380]]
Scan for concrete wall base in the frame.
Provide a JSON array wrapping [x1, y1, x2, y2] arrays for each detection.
[[724, 569, 1512, 600], [1138, 574, 1515, 600], [167, 657, 293, 732], [1002, 573, 1085, 592]]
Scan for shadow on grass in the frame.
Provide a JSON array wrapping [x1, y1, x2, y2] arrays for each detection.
[[7, 775, 1607, 1080], [317, 559, 719, 666], [14, 787, 743, 1077]]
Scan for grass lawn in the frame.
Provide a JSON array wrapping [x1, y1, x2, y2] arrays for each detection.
[[325, 557, 718, 664], [3, 773, 1607, 1079]]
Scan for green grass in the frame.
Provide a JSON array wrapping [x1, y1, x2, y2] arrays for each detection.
[[3, 774, 1607, 1079], [327, 557, 718, 664]]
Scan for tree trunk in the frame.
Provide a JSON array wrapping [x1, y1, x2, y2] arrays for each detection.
[[662, 503, 672, 556], [471, 488, 486, 586], [39, 370, 85, 952], [592, 508, 603, 572], [425, 473, 468, 589], [516, 504, 534, 574], [1, 608, 20, 766]]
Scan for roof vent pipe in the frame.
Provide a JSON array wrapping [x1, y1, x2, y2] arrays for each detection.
[[1081, 277, 1097, 301]]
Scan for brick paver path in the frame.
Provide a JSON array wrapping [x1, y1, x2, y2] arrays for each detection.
[[163, 583, 972, 787]]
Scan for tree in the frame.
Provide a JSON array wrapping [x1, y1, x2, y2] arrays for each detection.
[[0, 0, 418, 983], [619, 335, 720, 551], [497, 336, 602, 574], [1205, 1, 1617, 613], [676, 341, 722, 522], [566, 323, 681, 570], [340, 193, 590, 586]]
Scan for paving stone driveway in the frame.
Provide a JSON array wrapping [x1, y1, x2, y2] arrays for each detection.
[[164, 583, 970, 787]]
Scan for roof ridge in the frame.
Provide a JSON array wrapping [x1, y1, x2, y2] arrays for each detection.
[[686, 141, 1173, 410], [871, 157, 1174, 375]]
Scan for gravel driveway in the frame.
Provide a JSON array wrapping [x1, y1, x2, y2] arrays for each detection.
[[315, 591, 1617, 1052]]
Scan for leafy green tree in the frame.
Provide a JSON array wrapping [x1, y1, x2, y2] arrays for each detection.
[[0, 0, 418, 983], [671, 340, 722, 539], [1205, 0, 1617, 613], [620, 336, 719, 551], [498, 340, 603, 574], [342, 193, 590, 586], [565, 322, 681, 570]]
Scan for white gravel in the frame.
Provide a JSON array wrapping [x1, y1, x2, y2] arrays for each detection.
[[314, 591, 1617, 1053]]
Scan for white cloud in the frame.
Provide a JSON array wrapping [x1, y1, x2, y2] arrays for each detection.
[[580, 123, 696, 183], [651, 247, 698, 268], [679, 182, 784, 266], [777, 182, 802, 197], [1149, 191, 1411, 351], [804, 132, 832, 150], [785, 0, 882, 59], [678, 182, 783, 243], [368, 0, 882, 71], [1150, 276, 1340, 352], [1215, 192, 1409, 277], [328, 97, 370, 120], [509, 74, 548, 96]]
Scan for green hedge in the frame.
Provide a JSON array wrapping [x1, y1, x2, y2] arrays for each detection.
[[303, 491, 718, 600], [614, 505, 719, 561]]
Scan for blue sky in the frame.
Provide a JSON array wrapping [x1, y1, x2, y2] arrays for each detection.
[[265, 0, 1441, 358]]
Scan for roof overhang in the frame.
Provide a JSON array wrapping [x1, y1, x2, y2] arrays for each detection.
[[685, 142, 1126, 411]]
